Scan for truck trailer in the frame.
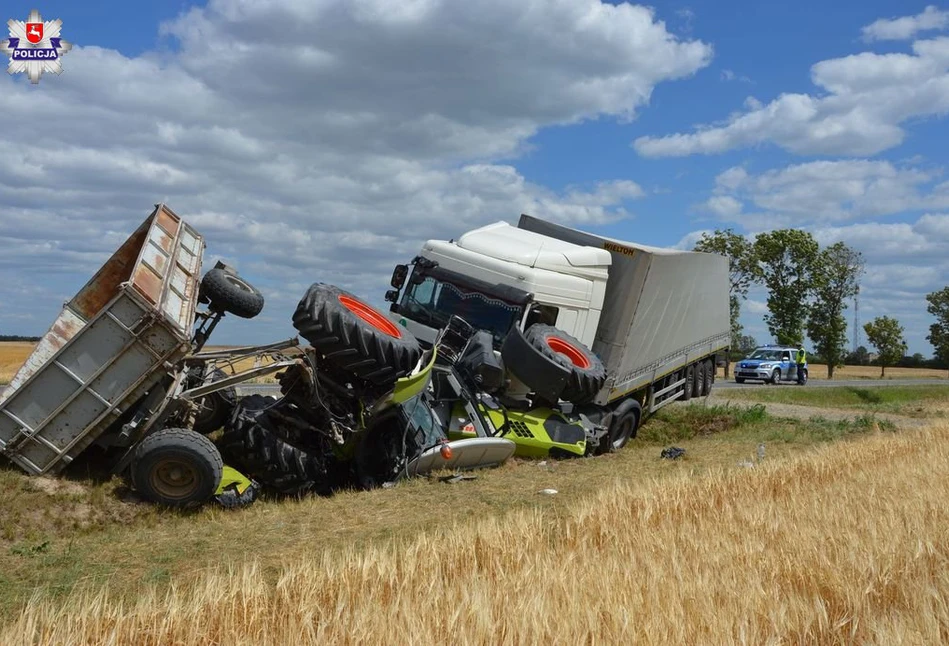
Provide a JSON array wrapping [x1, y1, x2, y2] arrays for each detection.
[[385, 214, 730, 453]]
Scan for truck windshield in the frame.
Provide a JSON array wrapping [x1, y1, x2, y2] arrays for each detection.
[[399, 275, 522, 344]]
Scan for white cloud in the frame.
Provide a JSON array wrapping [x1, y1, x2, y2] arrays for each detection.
[[745, 299, 768, 315], [699, 160, 949, 227], [720, 69, 751, 83], [701, 195, 743, 218], [633, 33, 949, 158], [862, 5, 949, 42], [0, 0, 711, 343], [812, 213, 949, 264]]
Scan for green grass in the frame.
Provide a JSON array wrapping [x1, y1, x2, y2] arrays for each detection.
[[0, 403, 902, 621], [720, 384, 949, 418]]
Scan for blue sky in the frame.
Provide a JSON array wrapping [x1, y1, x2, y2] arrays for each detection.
[[0, 1, 947, 355]]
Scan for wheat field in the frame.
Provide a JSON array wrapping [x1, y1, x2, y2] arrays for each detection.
[[4, 422, 948, 645]]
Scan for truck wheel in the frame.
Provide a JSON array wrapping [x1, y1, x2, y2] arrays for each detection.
[[703, 359, 714, 394], [218, 404, 327, 496], [770, 368, 781, 385], [522, 324, 606, 404], [192, 369, 237, 435], [682, 366, 694, 401], [200, 268, 265, 319], [292, 283, 421, 387], [693, 362, 706, 397], [596, 399, 641, 454], [131, 429, 223, 508]]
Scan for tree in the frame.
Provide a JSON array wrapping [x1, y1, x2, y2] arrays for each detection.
[[693, 229, 761, 377], [863, 316, 907, 378], [693, 229, 761, 347], [737, 334, 758, 354], [846, 345, 870, 366], [806, 242, 864, 379], [925, 287, 949, 377], [753, 229, 820, 346]]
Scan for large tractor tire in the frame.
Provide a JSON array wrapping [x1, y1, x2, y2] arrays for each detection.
[[200, 268, 265, 319], [218, 401, 326, 496], [292, 283, 421, 387], [192, 369, 237, 435], [131, 429, 224, 508], [520, 324, 607, 405]]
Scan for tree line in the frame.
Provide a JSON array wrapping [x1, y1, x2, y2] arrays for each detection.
[[694, 230, 949, 378], [0, 335, 40, 342]]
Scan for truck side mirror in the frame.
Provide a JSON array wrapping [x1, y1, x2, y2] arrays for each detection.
[[384, 289, 399, 303], [390, 264, 408, 289]]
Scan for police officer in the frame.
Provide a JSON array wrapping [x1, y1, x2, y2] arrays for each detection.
[[796, 346, 807, 385]]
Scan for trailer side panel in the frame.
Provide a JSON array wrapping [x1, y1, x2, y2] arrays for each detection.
[[516, 215, 730, 404]]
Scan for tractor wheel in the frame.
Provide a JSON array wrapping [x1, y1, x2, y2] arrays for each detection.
[[520, 324, 607, 404], [217, 402, 328, 496], [292, 283, 421, 387]]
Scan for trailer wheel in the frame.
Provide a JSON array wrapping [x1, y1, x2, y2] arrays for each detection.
[[703, 359, 714, 394], [682, 366, 694, 401], [693, 362, 706, 397], [218, 403, 328, 496], [131, 429, 223, 508], [200, 268, 265, 319], [192, 369, 237, 435], [521, 324, 606, 404], [292, 283, 421, 387]]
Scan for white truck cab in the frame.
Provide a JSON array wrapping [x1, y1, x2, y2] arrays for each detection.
[[387, 221, 612, 348]]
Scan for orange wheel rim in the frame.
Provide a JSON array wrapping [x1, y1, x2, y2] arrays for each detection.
[[546, 337, 591, 369], [338, 295, 402, 338]]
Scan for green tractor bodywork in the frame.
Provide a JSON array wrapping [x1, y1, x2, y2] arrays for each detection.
[[447, 401, 587, 458]]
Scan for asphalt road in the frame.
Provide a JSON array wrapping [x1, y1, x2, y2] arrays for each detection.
[[714, 377, 948, 389]]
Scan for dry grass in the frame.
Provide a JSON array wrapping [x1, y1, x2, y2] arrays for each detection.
[[0, 342, 35, 385], [720, 384, 949, 419], [719, 362, 947, 381], [4, 421, 948, 645]]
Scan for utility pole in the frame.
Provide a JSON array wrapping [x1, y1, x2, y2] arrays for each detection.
[[852, 293, 860, 352]]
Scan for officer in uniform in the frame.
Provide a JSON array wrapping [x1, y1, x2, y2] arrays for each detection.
[[796, 346, 807, 385]]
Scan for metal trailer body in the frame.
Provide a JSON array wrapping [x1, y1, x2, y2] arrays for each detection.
[[516, 215, 730, 407], [0, 204, 204, 475]]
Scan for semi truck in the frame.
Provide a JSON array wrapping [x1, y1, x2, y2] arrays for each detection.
[[384, 214, 731, 454]]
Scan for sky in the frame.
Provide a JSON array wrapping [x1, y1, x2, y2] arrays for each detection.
[[0, 1, 947, 356]]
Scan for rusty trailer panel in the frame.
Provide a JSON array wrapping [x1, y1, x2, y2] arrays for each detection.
[[0, 204, 205, 475]]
